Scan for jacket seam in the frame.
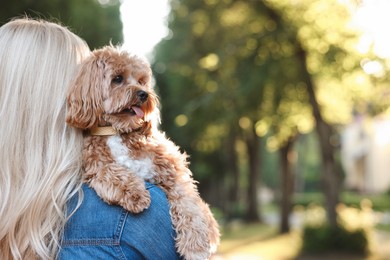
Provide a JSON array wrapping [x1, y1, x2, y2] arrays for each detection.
[[61, 238, 119, 247], [114, 208, 129, 260]]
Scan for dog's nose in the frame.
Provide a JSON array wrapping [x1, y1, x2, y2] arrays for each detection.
[[137, 90, 148, 102]]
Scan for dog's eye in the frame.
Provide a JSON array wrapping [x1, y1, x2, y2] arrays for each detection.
[[138, 77, 147, 85], [112, 75, 124, 84]]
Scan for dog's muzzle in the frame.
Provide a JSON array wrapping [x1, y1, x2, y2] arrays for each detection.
[[137, 90, 148, 103]]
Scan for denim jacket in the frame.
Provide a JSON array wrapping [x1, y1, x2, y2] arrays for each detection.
[[59, 183, 181, 259]]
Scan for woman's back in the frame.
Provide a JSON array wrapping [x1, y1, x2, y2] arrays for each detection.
[[60, 183, 181, 259]]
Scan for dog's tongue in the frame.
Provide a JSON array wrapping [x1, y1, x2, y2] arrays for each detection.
[[132, 106, 144, 118]]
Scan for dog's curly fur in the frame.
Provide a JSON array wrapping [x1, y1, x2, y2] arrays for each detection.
[[66, 46, 220, 259]]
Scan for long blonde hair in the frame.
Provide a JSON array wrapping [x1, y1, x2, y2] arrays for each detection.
[[0, 18, 90, 259]]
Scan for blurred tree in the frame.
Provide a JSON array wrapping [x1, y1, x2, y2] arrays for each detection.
[[0, 0, 123, 49], [154, 0, 280, 222], [153, 0, 309, 222], [279, 136, 296, 233], [266, 0, 363, 227], [153, 0, 365, 227]]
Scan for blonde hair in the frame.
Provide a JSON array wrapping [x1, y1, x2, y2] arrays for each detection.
[[0, 18, 90, 259]]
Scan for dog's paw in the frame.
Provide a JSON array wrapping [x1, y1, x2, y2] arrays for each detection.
[[176, 228, 212, 260], [182, 251, 210, 260], [120, 188, 151, 214]]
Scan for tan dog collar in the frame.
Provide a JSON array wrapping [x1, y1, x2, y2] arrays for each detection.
[[90, 126, 117, 136]]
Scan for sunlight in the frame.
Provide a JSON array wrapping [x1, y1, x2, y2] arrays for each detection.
[[119, 0, 390, 61], [175, 114, 188, 127], [361, 59, 384, 77], [120, 0, 170, 60], [353, 0, 390, 58], [199, 53, 220, 71]]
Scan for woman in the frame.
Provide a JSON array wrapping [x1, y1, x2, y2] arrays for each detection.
[[0, 18, 180, 259]]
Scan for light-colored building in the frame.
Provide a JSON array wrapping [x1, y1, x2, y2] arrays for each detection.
[[340, 114, 390, 193]]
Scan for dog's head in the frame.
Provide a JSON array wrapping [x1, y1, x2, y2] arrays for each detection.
[[66, 46, 159, 135]]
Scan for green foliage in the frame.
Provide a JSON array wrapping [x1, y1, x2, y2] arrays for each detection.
[[300, 201, 372, 255], [302, 224, 368, 255], [210, 206, 226, 226], [295, 133, 322, 192], [293, 192, 324, 208], [154, 0, 362, 159], [341, 192, 390, 212], [376, 223, 390, 232], [152, 0, 367, 219], [0, 0, 123, 49], [294, 191, 390, 212], [261, 143, 280, 189]]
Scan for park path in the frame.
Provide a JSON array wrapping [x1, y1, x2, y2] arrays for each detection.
[[371, 230, 390, 259], [213, 211, 390, 260]]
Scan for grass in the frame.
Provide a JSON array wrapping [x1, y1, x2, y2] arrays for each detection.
[[215, 201, 390, 260], [215, 222, 390, 260], [376, 223, 390, 232], [341, 192, 390, 211], [213, 192, 390, 259], [293, 192, 390, 212], [216, 223, 301, 259]]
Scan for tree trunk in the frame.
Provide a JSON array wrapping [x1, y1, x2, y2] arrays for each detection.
[[244, 127, 262, 222], [226, 131, 240, 218], [279, 136, 296, 233], [296, 44, 341, 227], [259, 0, 341, 227]]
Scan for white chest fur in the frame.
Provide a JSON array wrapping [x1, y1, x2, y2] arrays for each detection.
[[107, 135, 156, 182]]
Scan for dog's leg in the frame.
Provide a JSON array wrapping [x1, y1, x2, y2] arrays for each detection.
[[201, 200, 220, 254], [163, 180, 220, 260], [149, 134, 220, 259], [86, 164, 151, 213]]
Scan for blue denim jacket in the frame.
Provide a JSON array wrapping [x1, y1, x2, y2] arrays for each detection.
[[59, 183, 181, 259]]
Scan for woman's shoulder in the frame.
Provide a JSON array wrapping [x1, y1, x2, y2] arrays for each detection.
[[120, 183, 181, 259], [61, 184, 128, 247], [60, 183, 181, 259], [62, 183, 171, 238]]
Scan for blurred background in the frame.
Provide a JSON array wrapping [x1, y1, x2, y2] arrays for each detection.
[[3, 0, 390, 259]]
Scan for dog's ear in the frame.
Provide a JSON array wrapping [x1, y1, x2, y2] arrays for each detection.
[[66, 55, 108, 129]]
